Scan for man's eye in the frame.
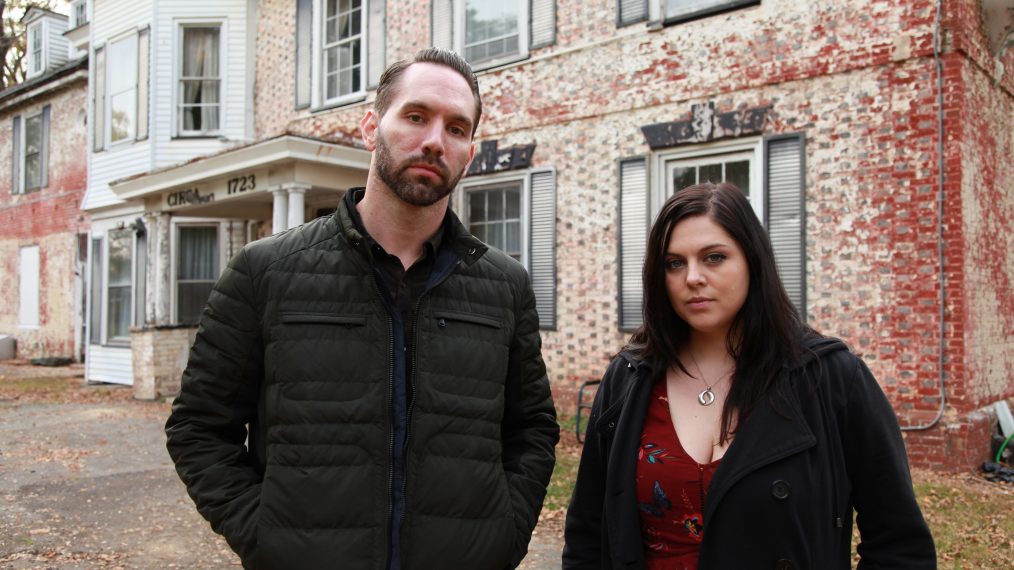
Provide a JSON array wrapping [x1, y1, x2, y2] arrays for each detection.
[[449, 126, 466, 136], [407, 114, 424, 123]]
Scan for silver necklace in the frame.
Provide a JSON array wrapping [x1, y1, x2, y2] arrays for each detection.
[[685, 351, 731, 406]]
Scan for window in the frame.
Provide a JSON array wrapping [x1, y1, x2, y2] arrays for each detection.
[[28, 23, 43, 76], [106, 229, 133, 342], [466, 182, 524, 262], [654, 141, 762, 221], [89, 237, 103, 344], [432, 0, 554, 71], [71, 0, 88, 28], [618, 134, 806, 330], [11, 106, 50, 194], [457, 169, 557, 328], [107, 34, 137, 144], [322, 0, 363, 102], [298, 0, 384, 109], [178, 25, 221, 135], [176, 226, 219, 324], [664, 0, 759, 23], [18, 246, 40, 328]]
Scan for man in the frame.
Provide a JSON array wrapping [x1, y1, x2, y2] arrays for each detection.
[[166, 48, 559, 570]]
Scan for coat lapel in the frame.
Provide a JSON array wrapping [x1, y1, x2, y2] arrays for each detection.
[[704, 378, 816, 523]]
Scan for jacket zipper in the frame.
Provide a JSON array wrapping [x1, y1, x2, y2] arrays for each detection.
[[399, 259, 463, 560], [368, 271, 397, 567]]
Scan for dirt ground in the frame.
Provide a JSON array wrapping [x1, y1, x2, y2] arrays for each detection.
[[0, 360, 565, 569]]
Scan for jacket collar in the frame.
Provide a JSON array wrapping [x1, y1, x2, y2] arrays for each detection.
[[335, 187, 488, 267]]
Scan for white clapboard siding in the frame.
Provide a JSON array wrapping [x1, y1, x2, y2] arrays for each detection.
[[46, 19, 70, 70], [91, 0, 151, 45], [153, 0, 249, 167], [86, 344, 134, 385]]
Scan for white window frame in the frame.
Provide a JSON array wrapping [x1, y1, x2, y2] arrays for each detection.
[[311, 0, 369, 109], [103, 227, 135, 345], [174, 19, 226, 137], [455, 0, 530, 70], [106, 31, 138, 146], [456, 171, 531, 269], [653, 137, 764, 223], [21, 111, 44, 191], [170, 219, 225, 324], [27, 21, 44, 78], [18, 245, 40, 329], [656, 0, 759, 24]]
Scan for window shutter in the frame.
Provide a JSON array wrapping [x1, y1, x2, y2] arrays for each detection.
[[531, 0, 555, 48], [40, 106, 50, 188], [93, 45, 105, 152], [529, 169, 556, 329], [367, 0, 386, 88], [136, 28, 149, 141], [12, 116, 21, 194], [431, 0, 453, 51], [765, 134, 806, 318], [295, 0, 311, 109], [618, 157, 648, 330], [617, 0, 649, 26]]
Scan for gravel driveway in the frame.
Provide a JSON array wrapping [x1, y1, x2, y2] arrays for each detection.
[[0, 362, 563, 569]]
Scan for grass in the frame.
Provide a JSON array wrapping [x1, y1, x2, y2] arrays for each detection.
[[545, 415, 1014, 567]]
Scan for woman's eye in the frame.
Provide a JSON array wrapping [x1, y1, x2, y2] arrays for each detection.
[[705, 253, 726, 263], [665, 259, 685, 270]]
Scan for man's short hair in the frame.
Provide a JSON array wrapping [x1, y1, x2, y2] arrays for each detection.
[[373, 48, 482, 136]]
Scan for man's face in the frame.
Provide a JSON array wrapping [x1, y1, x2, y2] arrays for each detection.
[[362, 63, 476, 207]]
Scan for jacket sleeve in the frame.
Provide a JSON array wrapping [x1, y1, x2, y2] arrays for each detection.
[[845, 357, 937, 569], [562, 358, 622, 569], [165, 247, 264, 565], [502, 271, 560, 568]]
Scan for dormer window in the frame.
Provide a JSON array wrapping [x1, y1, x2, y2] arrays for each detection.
[[27, 23, 43, 77], [70, 0, 88, 28]]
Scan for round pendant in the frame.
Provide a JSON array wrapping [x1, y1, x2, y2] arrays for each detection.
[[698, 388, 716, 406]]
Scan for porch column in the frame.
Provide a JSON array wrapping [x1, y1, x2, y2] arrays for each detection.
[[272, 188, 288, 234], [152, 212, 172, 326], [286, 183, 310, 229]]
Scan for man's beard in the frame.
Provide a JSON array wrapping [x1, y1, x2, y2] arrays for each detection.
[[374, 132, 465, 207]]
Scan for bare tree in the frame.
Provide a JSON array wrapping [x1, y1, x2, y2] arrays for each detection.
[[1, 0, 60, 90]]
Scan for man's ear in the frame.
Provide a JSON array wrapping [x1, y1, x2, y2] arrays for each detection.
[[360, 110, 378, 151], [464, 142, 476, 170]]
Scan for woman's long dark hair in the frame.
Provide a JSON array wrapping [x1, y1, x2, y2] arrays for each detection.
[[626, 182, 807, 443]]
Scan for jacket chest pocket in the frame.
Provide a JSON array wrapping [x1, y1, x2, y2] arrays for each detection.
[[417, 310, 509, 401], [269, 311, 380, 390]]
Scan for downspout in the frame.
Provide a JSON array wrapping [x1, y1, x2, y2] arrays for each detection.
[[901, 0, 947, 431]]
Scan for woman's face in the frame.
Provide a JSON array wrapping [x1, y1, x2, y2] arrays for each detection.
[[664, 215, 750, 341]]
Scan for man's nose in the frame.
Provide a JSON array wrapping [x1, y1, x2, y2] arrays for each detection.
[[420, 122, 446, 157]]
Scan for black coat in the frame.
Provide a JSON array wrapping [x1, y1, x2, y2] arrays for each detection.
[[165, 197, 559, 570], [563, 337, 935, 569]]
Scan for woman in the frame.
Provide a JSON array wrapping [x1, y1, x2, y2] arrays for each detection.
[[563, 183, 935, 569]]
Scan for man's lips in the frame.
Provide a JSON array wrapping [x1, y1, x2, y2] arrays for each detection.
[[406, 163, 444, 178]]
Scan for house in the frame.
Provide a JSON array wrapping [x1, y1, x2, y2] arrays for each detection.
[[82, 0, 1013, 471], [0, 6, 89, 361]]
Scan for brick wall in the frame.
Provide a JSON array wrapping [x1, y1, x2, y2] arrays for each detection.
[[0, 77, 89, 360], [131, 325, 198, 400], [248, 0, 1013, 470]]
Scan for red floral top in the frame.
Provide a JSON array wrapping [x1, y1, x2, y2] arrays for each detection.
[[635, 378, 721, 570]]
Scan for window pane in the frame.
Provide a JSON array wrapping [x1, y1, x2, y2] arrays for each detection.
[[108, 285, 132, 339], [182, 27, 220, 77], [90, 238, 103, 344], [25, 115, 41, 155], [107, 35, 137, 94], [488, 189, 504, 220], [111, 91, 136, 142], [178, 227, 218, 280], [667, 0, 745, 19], [505, 221, 521, 255], [672, 166, 695, 191], [24, 155, 40, 189], [505, 187, 521, 218], [464, 0, 520, 63], [469, 192, 486, 222], [725, 160, 750, 196], [699, 163, 722, 184], [178, 282, 214, 324], [107, 230, 133, 341]]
